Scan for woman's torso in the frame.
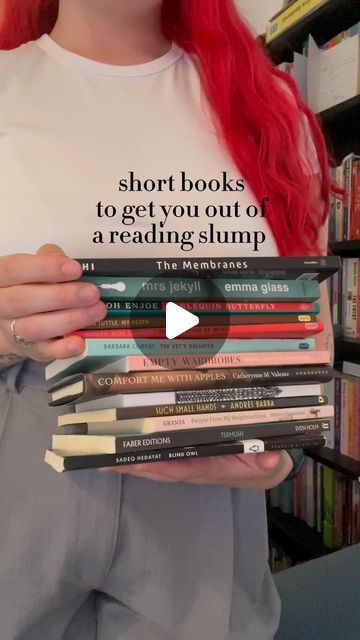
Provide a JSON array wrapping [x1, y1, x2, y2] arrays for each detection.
[[0, 34, 278, 259]]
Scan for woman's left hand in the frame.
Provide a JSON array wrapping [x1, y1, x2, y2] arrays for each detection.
[[100, 450, 293, 489]]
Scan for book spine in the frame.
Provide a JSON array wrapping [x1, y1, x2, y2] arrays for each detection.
[[334, 377, 341, 450], [122, 353, 331, 371], [335, 165, 344, 241], [353, 383, 360, 460], [352, 160, 360, 239], [66, 407, 334, 434], [86, 313, 318, 330], [82, 338, 316, 357], [69, 396, 329, 422], [54, 419, 331, 452], [348, 382, 354, 458], [104, 301, 162, 312], [83, 277, 209, 301], [47, 434, 327, 472], [76, 256, 339, 278], [212, 279, 319, 302], [58, 367, 330, 399], [163, 301, 321, 314], [340, 379, 349, 456], [350, 159, 360, 239], [357, 259, 360, 338], [84, 276, 320, 302], [68, 322, 324, 340], [343, 155, 353, 240], [266, 0, 324, 43]]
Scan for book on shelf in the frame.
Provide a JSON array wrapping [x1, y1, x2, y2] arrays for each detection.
[[329, 257, 360, 336], [265, 0, 327, 44], [268, 460, 360, 551]]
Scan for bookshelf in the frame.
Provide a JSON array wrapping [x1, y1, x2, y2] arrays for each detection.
[[330, 240, 360, 257], [267, 0, 360, 64], [265, 0, 360, 564], [304, 448, 360, 481], [268, 507, 331, 562]]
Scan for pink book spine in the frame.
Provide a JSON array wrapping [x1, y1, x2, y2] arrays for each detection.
[[143, 405, 334, 432], [124, 350, 331, 371], [354, 384, 360, 461]]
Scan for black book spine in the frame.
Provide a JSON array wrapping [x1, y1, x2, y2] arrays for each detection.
[[60, 418, 331, 450], [114, 418, 330, 451], [117, 393, 328, 418], [75, 257, 340, 280], [59, 395, 328, 425], [59, 433, 327, 471]]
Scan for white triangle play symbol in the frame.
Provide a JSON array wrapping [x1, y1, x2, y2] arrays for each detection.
[[166, 302, 199, 340]]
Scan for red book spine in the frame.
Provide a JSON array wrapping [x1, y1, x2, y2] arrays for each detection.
[[350, 160, 360, 240], [162, 301, 318, 313], [357, 258, 360, 338], [67, 321, 324, 340]]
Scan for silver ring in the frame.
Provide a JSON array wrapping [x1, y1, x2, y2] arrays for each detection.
[[10, 319, 33, 346]]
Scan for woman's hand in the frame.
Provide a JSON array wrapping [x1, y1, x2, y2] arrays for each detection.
[[101, 450, 294, 490], [0, 244, 106, 362]]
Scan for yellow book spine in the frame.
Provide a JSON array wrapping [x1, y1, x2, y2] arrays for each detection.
[[266, 0, 328, 43]]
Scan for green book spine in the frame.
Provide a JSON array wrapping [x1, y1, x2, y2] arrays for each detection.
[[82, 277, 209, 300], [83, 277, 320, 302], [212, 279, 320, 302], [322, 466, 336, 549]]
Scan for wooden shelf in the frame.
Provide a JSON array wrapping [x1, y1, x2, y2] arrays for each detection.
[[330, 240, 360, 257], [305, 447, 360, 481], [266, 0, 360, 64], [267, 507, 331, 562]]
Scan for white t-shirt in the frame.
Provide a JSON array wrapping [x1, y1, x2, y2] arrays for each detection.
[[0, 34, 281, 259]]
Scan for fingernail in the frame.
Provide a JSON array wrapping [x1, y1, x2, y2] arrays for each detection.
[[61, 260, 82, 278], [79, 285, 99, 302], [88, 302, 106, 319]]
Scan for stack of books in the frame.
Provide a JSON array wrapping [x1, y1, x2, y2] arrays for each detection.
[[44, 256, 340, 473]]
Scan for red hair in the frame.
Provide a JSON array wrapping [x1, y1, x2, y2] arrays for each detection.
[[0, 0, 331, 255]]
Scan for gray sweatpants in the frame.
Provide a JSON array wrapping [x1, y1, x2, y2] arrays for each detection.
[[0, 360, 280, 640]]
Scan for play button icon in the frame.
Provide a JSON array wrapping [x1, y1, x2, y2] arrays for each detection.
[[166, 302, 199, 339], [130, 272, 230, 370]]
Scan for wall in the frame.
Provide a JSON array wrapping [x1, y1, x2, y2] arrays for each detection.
[[236, 0, 283, 34]]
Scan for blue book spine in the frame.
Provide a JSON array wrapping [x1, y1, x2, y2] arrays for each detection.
[[83, 338, 315, 356]]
